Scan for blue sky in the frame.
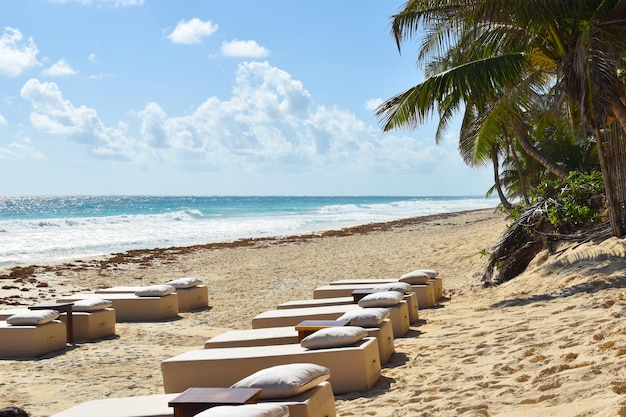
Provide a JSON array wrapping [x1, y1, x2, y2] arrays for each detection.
[[0, 0, 493, 196]]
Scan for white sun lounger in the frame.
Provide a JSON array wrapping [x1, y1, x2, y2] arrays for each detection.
[[277, 292, 419, 323], [64, 309, 116, 342], [1, 307, 116, 342], [56, 293, 179, 322], [314, 283, 436, 309], [50, 381, 335, 417], [161, 338, 381, 395], [204, 319, 395, 364], [252, 303, 410, 338], [329, 278, 444, 301], [0, 320, 67, 358], [95, 285, 209, 312]]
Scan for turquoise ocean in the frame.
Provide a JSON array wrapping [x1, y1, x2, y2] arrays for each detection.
[[0, 196, 498, 267]]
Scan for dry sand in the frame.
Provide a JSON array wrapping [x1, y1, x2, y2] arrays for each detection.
[[0, 208, 625, 416]]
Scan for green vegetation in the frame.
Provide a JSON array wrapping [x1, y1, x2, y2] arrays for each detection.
[[510, 171, 605, 231], [377, 0, 626, 284]]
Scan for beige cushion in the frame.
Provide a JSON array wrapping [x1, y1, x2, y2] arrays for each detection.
[[374, 282, 412, 293], [72, 298, 113, 312], [418, 269, 438, 278], [166, 277, 201, 289], [358, 290, 403, 307], [6, 309, 60, 325], [195, 404, 290, 417], [399, 270, 431, 284], [300, 326, 367, 350], [231, 363, 330, 399], [337, 308, 390, 327], [134, 284, 176, 297]]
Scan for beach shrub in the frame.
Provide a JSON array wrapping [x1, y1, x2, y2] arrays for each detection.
[[510, 171, 605, 233], [483, 171, 609, 286]]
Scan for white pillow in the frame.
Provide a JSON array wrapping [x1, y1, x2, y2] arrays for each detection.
[[6, 310, 60, 325], [231, 363, 330, 399], [358, 290, 403, 308], [165, 277, 201, 289], [337, 308, 390, 327], [194, 404, 289, 417], [399, 270, 431, 284], [71, 298, 113, 312], [300, 326, 367, 350], [418, 269, 438, 278], [374, 282, 412, 293], [134, 284, 176, 297]]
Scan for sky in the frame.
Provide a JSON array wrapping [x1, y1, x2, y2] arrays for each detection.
[[0, 0, 494, 197]]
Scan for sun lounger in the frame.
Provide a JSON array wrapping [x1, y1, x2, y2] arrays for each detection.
[[204, 318, 395, 364], [330, 278, 444, 301], [161, 338, 381, 395], [314, 283, 436, 308], [56, 293, 179, 322], [252, 303, 409, 338], [95, 285, 208, 312], [0, 311, 67, 358], [193, 403, 289, 417], [1, 303, 116, 342], [50, 381, 335, 417], [62, 309, 116, 341], [277, 292, 419, 324]]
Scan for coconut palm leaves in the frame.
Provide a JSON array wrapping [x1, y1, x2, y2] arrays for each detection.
[[378, 0, 626, 236]]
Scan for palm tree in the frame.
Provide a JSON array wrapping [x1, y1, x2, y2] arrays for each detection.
[[378, 0, 626, 236]]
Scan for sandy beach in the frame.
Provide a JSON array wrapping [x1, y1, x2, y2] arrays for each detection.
[[1, 208, 625, 416]]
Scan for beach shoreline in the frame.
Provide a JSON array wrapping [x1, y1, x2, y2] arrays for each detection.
[[0, 207, 496, 285], [1, 207, 625, 417]]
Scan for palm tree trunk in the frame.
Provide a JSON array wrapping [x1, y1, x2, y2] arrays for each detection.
[[610, 99, 626, 135], [507, 137, 530, 204], [491, 145, 512, 210], [596, 121, 626, 237], [511, 118, 569, 179]]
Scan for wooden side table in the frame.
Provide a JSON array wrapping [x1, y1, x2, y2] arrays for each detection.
[[168, 387, 262, 417], [352, 288, 386, 303], [294, 319, 350, 342], [29, 302, 74, 343]]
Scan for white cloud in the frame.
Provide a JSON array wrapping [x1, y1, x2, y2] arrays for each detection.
[[365, 98, 383, 112], [42, 59, 78, 77], [0, 136, 45, 161], [0, 27, 40, 77], [0, 114, 6, 126], [167, 18, 218, 44], [19, 62, 447, 174], [88, 53, 98, 63], [221, 40, 269, 58], [20, 78, 138, 161]]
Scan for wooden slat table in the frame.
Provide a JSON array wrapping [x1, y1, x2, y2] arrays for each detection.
[[168, 387, 262, 417], [29, 302, 75, 343], [294, 319, 350, 342], [351, 288, 386, 303]]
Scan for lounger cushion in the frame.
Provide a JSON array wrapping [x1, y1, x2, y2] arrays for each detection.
[[6, 309, 59, 325], [71, 298, 113, 312], [166, 277, 201, 289], [358, 291, 403, 308], [300, 326, 367, 350], [374, 282, 412, 294], [231, 363, 330, 399], [417, 268, 438, 278], [337, 307, 390, 327], [195, 403, 290, 417], [134, 284, 176, 297], [399, 270, 432, 284]]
